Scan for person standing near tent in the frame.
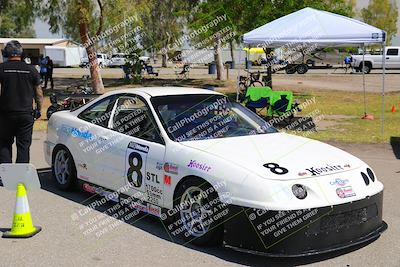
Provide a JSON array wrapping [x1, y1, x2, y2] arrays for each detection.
[[44, 56, 54, 90], [39, 55, 47, 86], [344, 52, 354, 73], [0, 40, 43, 164]]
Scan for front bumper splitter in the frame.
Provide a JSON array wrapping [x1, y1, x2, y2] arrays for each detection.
[[223, 192, 386, 257]]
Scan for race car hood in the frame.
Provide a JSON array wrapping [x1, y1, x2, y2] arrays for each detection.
[[180, 133, 364, 181]]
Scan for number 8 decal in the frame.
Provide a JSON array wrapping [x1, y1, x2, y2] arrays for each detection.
[[263, 163, 289, 175], [127, 152, 143, 187]]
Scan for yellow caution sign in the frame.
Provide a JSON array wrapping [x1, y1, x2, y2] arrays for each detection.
[[3, 183, 41, 238]]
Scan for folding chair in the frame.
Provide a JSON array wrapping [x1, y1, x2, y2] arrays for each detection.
[[268, 91, 295, 125], [244, 86, 273, 117], [145, 65, 159, 76]]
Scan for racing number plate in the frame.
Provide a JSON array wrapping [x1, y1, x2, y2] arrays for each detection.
[[125, 142, 149, 192]]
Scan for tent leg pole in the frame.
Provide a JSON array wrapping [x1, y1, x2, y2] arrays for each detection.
[[381, 44, 386, 137], [362, 44, 366, 116], [237, 45, 243, 102]]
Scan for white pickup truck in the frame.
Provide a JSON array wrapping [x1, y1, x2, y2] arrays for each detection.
[[80, 53, 110, 68], [352, 46, 400, 74]]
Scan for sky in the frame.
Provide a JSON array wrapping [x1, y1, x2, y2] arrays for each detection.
[[34, 18, 62, 38], [34, 1, 400, 45]]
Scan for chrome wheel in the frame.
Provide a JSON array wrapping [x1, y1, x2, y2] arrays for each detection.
[[54, 149, 70, 185], [180, 186, 213, 237]]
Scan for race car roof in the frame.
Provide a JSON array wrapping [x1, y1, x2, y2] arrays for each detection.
[[110, 87, 223, 97]]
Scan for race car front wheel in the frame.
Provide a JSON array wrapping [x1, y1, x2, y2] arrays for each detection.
[[52, 146, 77, 190], [172, 178, 224, 246], [46, 105, 58, 120]]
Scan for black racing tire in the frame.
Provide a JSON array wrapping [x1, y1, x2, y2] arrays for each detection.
[[250, 80, 264, 87], [359, 62, 371, 74], [296, 64, 308, 74], [169, 177, 224, 246], [46, 105, 58, 120], [52, 146, 78, 191], [285, 64, 297, 74]]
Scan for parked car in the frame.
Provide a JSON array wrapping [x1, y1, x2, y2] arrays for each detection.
[[109, 54, 150, 67], [80, 53, 110, 68], [44, 87, 386, 256], [109, 53, 127, 67], [139, 56, 150, 64], [352, 46, 400, 74]]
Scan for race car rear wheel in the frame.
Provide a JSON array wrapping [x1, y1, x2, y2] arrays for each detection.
[[52, 146, 77, 190], [172, 178, 224, 246]]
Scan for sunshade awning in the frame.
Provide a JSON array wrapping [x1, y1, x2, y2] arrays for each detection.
[[243, 7, 386, 47]]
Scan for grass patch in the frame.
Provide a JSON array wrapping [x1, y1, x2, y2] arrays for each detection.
[[292, 90, 400, 143]]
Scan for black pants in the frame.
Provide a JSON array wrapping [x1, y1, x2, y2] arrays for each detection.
[[40, 72, 46, 84], [45, 72, 54, 90], [0, 112, 34, 163]]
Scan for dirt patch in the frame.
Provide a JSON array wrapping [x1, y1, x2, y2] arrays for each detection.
[[315, 114, 356, 131], [271, 72, 399, 93]]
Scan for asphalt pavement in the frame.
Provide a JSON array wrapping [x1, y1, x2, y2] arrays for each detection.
[[0, 132, 399, 266]]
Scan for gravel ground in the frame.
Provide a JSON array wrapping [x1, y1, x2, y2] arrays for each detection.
[[50, 67, 400, 93]]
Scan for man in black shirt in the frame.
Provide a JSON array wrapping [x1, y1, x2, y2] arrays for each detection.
[[44, 56, 54, 90], [0, 40, 43, 163]]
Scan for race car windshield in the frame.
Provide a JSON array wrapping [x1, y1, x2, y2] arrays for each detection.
[[151, 94, 277, 142]]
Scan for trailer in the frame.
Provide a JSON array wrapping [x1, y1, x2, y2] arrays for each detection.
[[44, 46, 87, 67]]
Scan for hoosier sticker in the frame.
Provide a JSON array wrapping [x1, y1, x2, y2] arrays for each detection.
[[304, 164, 351, 176]]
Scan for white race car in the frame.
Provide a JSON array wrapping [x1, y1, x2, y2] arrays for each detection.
[[44, 87, 386, 256]]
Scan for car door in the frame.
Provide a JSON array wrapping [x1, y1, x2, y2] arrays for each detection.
[[73, 95, 118, 185], [97, 94, 166, 208], [385, 48, 400, 68]]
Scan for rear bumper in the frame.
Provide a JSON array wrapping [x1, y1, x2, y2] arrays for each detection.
[[223, 191, 386, 257]]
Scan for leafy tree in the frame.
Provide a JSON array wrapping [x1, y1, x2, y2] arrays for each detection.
[[123, 46, 143, 83], [189, 1, 240, 80], [361, 0, 398, 45], [40, 0, 105, 93], [0, 0, 36, 37], [99, 0, 148, 54], [41, 0, 149, 90], [139, 0, 193, 68]]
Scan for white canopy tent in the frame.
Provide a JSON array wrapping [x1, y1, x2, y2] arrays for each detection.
[[241, 7, 387, 134]]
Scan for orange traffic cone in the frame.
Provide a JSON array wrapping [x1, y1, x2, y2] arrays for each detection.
[[2, 183, 41, 238], [391, 105, 396, 113]]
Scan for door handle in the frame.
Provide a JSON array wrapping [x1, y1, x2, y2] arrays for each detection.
[[386, 57, 390, 59], [99, 136, 109, 141]]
